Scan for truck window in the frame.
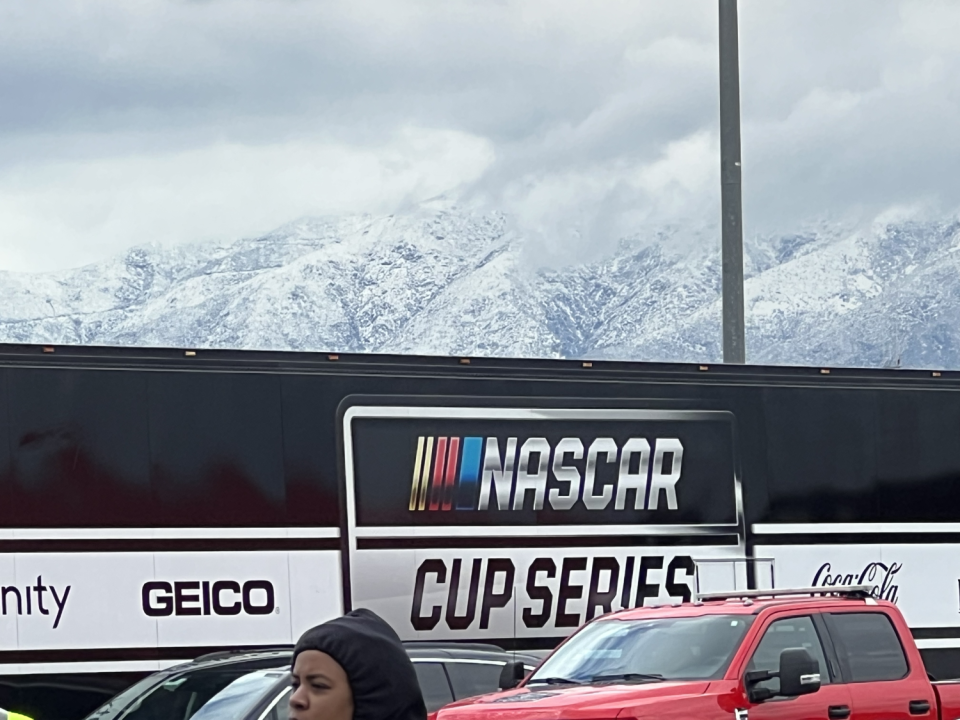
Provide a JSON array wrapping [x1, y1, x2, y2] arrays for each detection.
[[412, 662, 454, 713], [747, 616, 830, 696], [826, 612, 909, 682]]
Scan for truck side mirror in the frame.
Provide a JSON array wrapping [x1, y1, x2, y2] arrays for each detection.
[[778, 648, 821, 697], [498, 660, 526, 690]]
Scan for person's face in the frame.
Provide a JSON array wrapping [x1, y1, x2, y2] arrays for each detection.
[[289, 650, 354, 720]]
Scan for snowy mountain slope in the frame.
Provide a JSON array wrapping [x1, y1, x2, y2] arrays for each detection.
[[755, 220, 960, 368], [2, 205, 960, 369]]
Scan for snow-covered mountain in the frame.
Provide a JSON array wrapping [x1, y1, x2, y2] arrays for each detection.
[[2, 203, 959, 369]]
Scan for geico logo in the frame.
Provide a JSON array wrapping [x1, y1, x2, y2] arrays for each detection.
[[410, 555, 694, 632], [409, 436, 684, 513], [142, 580, 275, 617]]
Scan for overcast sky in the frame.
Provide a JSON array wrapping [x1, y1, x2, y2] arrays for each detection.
[[0, 0, 958, 272]]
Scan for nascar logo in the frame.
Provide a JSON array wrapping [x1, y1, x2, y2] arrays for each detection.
[[408, 435, 684, 513]]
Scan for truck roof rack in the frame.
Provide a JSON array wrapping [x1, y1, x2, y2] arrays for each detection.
[[696, 585, 874, 602]]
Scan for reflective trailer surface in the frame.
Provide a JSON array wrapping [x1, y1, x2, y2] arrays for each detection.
[[6, 363, 960, 528], [0, 368, 340, 528]]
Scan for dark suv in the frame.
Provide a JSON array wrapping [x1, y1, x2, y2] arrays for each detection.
[[83, 644, 542, 719], [404, 644, 542, 714]]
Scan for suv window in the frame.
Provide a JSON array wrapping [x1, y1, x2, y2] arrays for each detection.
[[259, 688, 291, 720], [114, 667, 286, 720], [827, 612, 908, 682], [412, 662, 454, 713], [747, 616, 830, 696], [445, 661, 503, 700]]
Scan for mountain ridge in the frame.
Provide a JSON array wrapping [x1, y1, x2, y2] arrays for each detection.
[[2, 207, 959, 369]]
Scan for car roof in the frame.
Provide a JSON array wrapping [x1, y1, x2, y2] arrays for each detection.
[[161, 648, 294, 676], [606, 594, 886, 621], [163, 641, 543, 676], [404, 646, 542, 665]]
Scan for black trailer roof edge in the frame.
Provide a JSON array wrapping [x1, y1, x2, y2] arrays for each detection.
[[0, 341, 955, 386]]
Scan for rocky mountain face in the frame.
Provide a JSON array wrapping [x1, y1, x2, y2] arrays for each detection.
[[1, 204, 959, 369]]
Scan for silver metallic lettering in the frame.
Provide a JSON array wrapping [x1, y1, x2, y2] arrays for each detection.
[[549, 438, 583, 511], [478, 437, 517, 510], [648, 438, 683, 510], [615, 438, 651, 510], [583, 438, 618, 510], [513, 438, 550, 510]]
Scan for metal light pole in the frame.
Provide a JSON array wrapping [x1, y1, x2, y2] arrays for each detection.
[[719, 0, 745, 364]]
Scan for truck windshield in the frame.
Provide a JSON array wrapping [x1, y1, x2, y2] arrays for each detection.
[[529, 615, 754, 684]]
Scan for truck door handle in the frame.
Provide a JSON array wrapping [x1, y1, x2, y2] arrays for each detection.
[[910, 700, 931, 715], [829, 705, 851, 719]]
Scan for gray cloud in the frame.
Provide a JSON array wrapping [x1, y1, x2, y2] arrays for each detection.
[[0, 0, 958, 271], [0, 1, 711, 139], [740, 0, 960, 233]]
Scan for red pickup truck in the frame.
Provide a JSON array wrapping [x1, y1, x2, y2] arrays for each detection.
[[436, 586, 960, 720]]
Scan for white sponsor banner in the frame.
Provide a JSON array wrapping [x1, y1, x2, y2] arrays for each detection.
[[756, 543, 956, 636], [352, 545, 742, 641], [0, 551, 342, 656]]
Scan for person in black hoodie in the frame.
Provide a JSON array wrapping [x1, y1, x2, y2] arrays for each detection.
[[289, 608, 427, 720]]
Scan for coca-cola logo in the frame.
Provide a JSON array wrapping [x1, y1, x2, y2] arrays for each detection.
[[812, 561, 901, 603]]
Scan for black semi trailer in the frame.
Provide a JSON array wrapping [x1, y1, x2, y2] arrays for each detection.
[[2, 343, 960, 715]]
